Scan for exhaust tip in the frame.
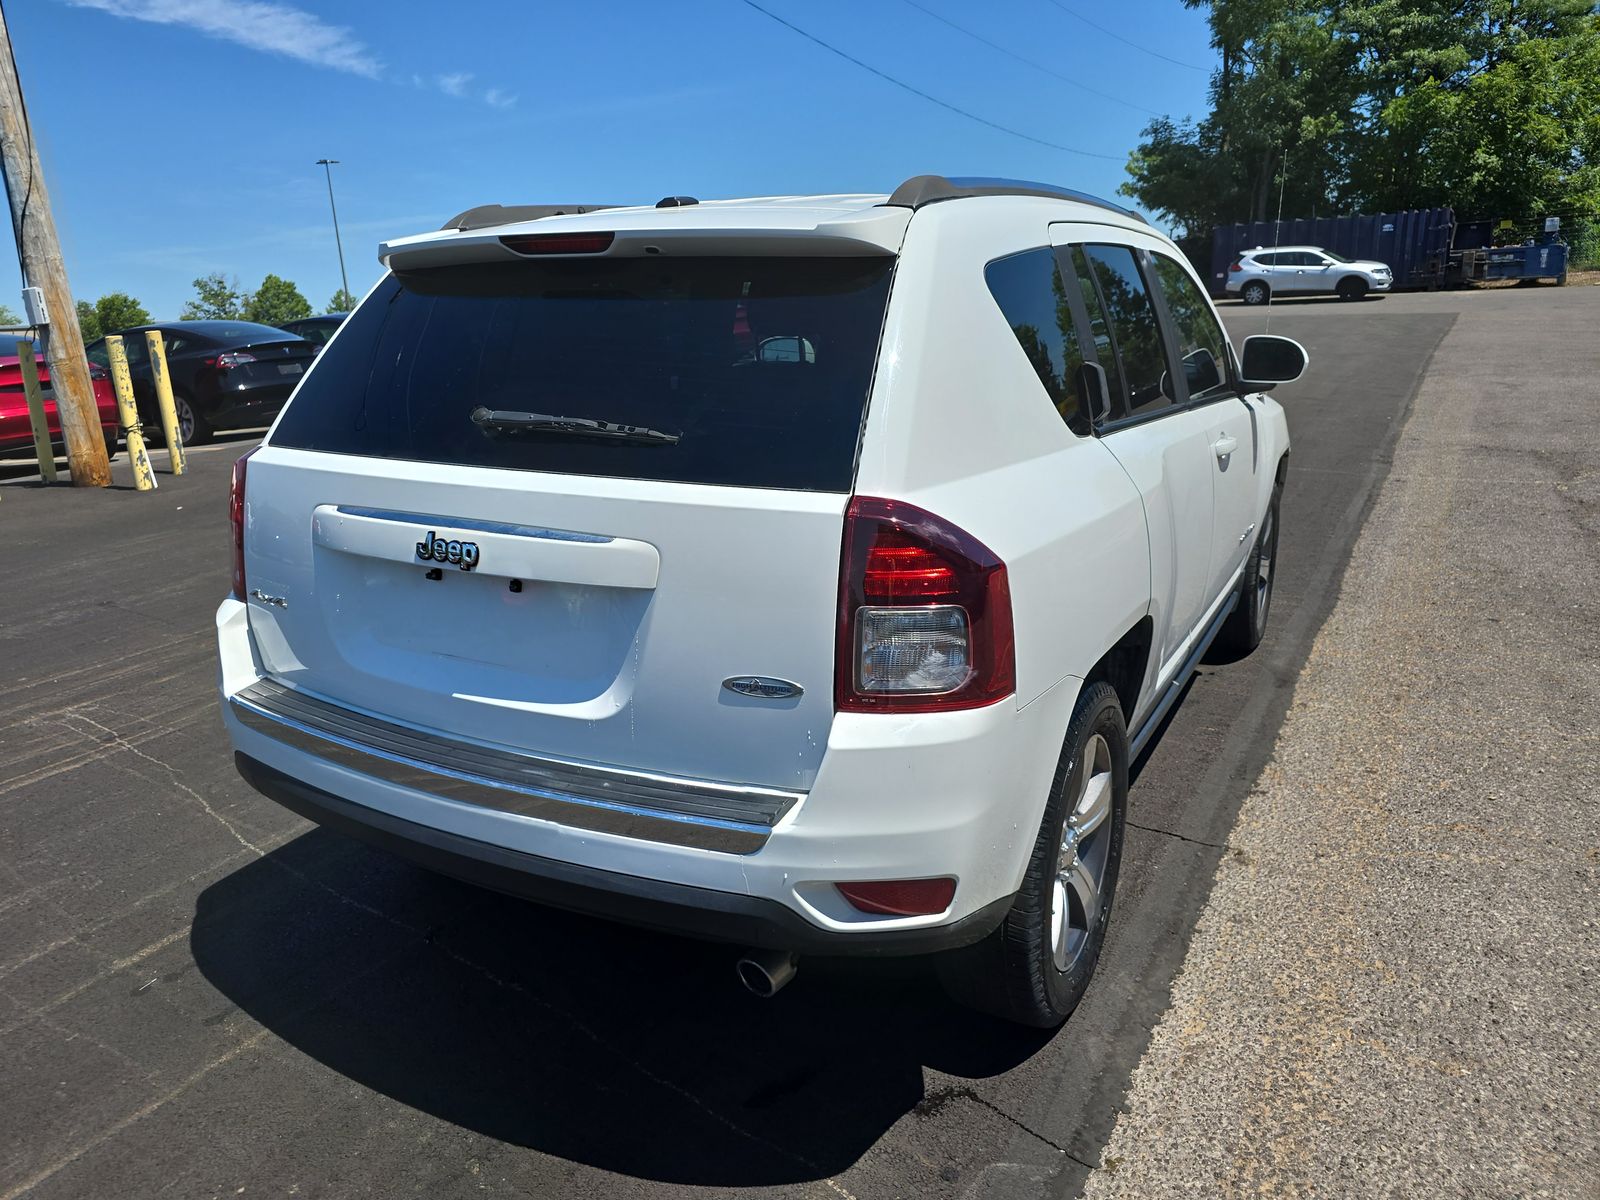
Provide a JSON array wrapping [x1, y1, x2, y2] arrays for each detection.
[[736, 949, 798, 998]]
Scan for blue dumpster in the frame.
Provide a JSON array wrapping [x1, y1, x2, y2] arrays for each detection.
[[1482, 241, 1568, 284]]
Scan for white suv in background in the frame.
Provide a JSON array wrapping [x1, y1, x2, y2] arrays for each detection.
[[218, 176, 1307, 1027], [1227, 244, 1392, 304]]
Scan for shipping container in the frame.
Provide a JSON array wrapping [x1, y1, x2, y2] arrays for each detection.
[[1208, 208, 1456, 296]]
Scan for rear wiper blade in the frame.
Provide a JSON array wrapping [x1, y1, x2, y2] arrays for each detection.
[[470, 406, 680, 445]]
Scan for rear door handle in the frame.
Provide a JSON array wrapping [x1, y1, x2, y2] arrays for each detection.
[[1213, 434, 1239, 460]]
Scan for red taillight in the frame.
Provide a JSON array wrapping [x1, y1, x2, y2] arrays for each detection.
[[230, 449, 257, 600], [835, 497, 1015, 714], [863, 533, 959, 599], [837, 878, 957, 916], [499, 231, 615, 255], [215, 352, 256, 370], [1228, 261, 1244, 272]]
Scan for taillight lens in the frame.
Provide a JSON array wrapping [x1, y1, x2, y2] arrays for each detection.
[[1228, 261, 1244, 272], [836, 497, 1015, 713], [230, 449, 257, 600], [215, 352, 256, 370], [499, 231, 615, 255]]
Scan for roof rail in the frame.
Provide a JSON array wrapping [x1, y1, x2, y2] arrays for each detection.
[[441, 203, 619, 232], [883, 175, 1146, 223]]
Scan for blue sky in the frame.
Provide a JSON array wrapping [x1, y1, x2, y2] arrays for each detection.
[[5, 0, 1216, 321]]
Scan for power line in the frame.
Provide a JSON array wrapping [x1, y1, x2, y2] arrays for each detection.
[[1040, 0, 1209, 72], [739, 0, 1121, 161], [899, 0, 1161, 117]]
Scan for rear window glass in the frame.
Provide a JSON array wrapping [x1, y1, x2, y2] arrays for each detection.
[[270, 256, 896, 491]]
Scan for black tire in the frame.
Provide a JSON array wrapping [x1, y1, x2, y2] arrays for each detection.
[[103, 429, 119, 462], [1241, 280, 1270, 306], [1336, 276, 1368, 301], [174, 393, 212, 445], [938, 681, 1128, 1027], [1218, 489, 1281, 655]]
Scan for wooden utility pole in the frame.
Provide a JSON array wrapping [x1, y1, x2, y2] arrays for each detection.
[[0, 7, 110, 486]]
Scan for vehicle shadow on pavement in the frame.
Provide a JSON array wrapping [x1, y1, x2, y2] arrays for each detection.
[[190, 831, 1049, 1186]]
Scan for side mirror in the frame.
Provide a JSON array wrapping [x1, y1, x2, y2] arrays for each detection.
[[1239, 334, 1309, 391], [1077, 361, 1112, 426]]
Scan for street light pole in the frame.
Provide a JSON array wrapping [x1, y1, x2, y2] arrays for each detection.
[[315, 158, 350, 306]]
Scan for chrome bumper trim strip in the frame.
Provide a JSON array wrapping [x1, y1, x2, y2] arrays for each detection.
[[229, 679, 800, 855]]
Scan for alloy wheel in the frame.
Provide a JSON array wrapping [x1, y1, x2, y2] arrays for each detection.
[[1051, 732, 1115, 972], [1255, 507, 1276, 628]]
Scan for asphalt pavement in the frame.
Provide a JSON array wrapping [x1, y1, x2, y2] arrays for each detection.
[[1, 287, 1576, 1199]]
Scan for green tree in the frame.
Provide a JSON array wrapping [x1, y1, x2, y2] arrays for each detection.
[[76, 299, 101, 342], [327, 288, 357, 312], [244, 274, 313, 326], [0, 302, 23, 326], [181, 273, 245, 320], [92, 292, 152, 335], [1122, 1, 1600, 238]]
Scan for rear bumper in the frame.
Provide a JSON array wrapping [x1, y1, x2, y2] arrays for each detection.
[[217, 597, 1074, 952], [236, 752, 1012, 955]]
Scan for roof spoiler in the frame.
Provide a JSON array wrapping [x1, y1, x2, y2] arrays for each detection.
[[441, 203, 619, 232], [884, 175, 1146, 224]]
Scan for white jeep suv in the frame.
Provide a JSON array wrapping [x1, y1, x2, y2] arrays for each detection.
[[1227, 244, 1392, 304], [218, 176, 1306, 1026]]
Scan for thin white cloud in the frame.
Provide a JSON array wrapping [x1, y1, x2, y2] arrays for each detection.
[[64, 0, 383, 77], [436, 71, 473, 98], [483, 87, 517, 110]]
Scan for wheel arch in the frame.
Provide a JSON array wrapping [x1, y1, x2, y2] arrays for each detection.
[[1083, 616, 1154, 726]]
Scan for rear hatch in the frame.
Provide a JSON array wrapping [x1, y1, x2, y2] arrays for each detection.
[[244, 244, 896, 791], [220, 336, 317, 394]]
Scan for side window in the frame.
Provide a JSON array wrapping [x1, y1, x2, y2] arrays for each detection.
[[1066, 245, 1115, 368], [85, 341, 109, 369], [119, 337, 149, 367], [1081, 244, 1174, 418], [1151, 254, 1231, 402], [984, 247, 1088, 434], [1253, 252, 1277, 267]]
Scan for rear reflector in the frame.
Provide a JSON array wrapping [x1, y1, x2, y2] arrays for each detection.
[[837, 878, 957, 917], [499, 231, 615, 255]]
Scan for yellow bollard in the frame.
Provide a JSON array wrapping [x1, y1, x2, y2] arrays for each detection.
[[144, 329, 186, 475], [14, 338, 57, 483], [105, 335, 157, 492]]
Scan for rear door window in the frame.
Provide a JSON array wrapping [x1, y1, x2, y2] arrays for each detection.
[[270, 256, 895, 492], [1081, 244, 1176, 419], [984, 247, 1087, 434]]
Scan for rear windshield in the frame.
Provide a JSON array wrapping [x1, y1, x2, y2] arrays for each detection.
[[269, 256, 895, 491]]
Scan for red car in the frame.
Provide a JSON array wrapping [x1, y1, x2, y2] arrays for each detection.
[[0, 354, 120, 462]]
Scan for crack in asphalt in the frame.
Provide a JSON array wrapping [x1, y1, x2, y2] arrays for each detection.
[[1124, 819, 1231, 851]]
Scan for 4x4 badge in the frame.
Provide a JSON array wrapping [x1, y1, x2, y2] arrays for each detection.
[[723, 676, 803, 700], [416, 530, 481, 572]]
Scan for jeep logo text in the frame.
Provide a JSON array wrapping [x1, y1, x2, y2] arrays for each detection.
[[416, 530, 480, 571]]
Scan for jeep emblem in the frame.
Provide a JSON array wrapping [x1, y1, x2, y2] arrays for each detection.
[[723, 676, 803, 700], [416, 530, 480, 571]]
